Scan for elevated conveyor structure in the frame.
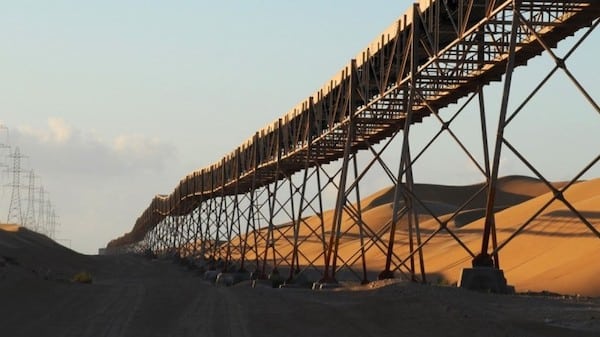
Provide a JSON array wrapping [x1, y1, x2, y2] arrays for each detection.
[[107, 0, 599, 285]]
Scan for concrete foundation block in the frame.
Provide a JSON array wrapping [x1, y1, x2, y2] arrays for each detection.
[[458, 267, 514, 294]]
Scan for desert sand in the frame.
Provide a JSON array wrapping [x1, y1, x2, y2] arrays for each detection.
[[226, 176, 600, 296], [1, 176, 599, 336]]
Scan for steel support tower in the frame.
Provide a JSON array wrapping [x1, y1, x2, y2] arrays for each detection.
[[107, 0, 599, 288]]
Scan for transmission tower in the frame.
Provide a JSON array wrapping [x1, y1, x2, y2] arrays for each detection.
[[6, 147, 26, 225], [37, 186, 46, 234], [0, 124, 10, 171], [0, 124, 9, 220], [0, 124, 9, 155], [44, 200, 58, 239], [0, 146, 8, 175], [0, 151, 8, 221], [23, 170, 37, 230], [49, 210, 58, 239]]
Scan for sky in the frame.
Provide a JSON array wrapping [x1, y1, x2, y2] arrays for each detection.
[[1, 1, 598, 254]]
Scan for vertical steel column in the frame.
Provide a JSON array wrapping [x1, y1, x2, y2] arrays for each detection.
[[230, 149, 243, 271], [270, 137, 282, 275], [156, 219, 162, 254], [289, 170, 307, 279], [156, 220, 162, 253], [261, 119, 283, 277], [289, 99, 313, 281], [381, 4, 419, 279], [164, 216, 170, 255], [183, 212, 192, 256], [208, 167, 217, 261], [154, 215, 163, 252], [222, 193, 232, 270], [476, 24, 499, 268], [182, 214, 189, 256], [198, 170, 207, 259], [282, 174, 297, 280], [163, 215, 169, 255], [153, 221, 158, 253], [243, 133, 260, 274], [247, 187, 259, 274], [175, 216, 182, 256], [148, 225, 155, 253], [239, 187, 251, 273], [219, 159, 232, 270], [175, 215, 183, 256], [191, 206, 199, 258], [404, 145, 426, 282], [216, 161, 227, 264], [160, 219, 166, 255], [204, 194, 215, 263], [322, 63, 355, 283], [222, 156, 240, 270], [351, 154, 369, 284], [152, 227, 158, 253], [239, 189, 255, 272], [169, 216, 176, 256], [189, 173, 199, 257], [476, 0, 520, 268]]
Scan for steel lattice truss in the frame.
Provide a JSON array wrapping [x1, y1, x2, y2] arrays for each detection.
[[107, 0, 599, 284]]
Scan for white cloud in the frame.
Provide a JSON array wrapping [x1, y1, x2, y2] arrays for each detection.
[[48, 117, 72, 143], [11, 118, 176, 176], [112, 134, 172, 163], [17, 117, 73, 144], [0, 118, 182, 253]]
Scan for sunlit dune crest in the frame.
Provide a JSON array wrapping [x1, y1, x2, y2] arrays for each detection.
[[474, 178, 600, 296], [223, 176, 600, 296], [0, 224, 20, 233]]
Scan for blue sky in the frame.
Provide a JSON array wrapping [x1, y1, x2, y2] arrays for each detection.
[[1, 1, 598, 253]]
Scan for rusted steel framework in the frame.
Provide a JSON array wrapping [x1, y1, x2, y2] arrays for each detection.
[[107, 0, 599, 283]]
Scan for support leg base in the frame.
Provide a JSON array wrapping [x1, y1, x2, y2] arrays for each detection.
[[458, 267, 514, 294]]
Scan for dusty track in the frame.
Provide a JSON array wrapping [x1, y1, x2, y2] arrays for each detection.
[[1, 254, 599, 337]]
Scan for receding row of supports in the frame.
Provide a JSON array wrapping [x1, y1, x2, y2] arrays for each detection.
[[111, 1, 599, 289]]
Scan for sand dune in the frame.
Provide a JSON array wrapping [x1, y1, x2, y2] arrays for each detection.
[[473, 178, 600, 296], [368, 177, 599, 296], [0, 224, 19, 233], [3, 176, 597, 298], [0, 225, 90, 282], [241, 176, 599, 296], [0, 224, 134, 283]]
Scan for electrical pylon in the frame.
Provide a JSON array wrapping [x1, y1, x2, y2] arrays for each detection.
[[6, 147, 26, 225], [0, 124, 9, 220], [0, 124, 9, 155], [23, 170, 37, 230], [49, 210, 58, 239], [37, 186, 46, 234], [44, 200, 58, 239], [0, 151, 8, 221]]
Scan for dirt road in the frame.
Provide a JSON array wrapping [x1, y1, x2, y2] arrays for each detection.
[[1, 255, 598, 337]]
